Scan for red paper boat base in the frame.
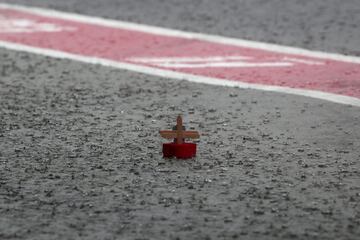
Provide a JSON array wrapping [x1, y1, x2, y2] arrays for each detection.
[[162, 143, 197, 159]]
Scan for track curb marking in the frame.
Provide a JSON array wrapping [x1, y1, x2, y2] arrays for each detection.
[[0, 3, 359, 107]]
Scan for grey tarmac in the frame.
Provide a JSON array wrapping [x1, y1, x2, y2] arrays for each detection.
[[0, 0, 360, 240]]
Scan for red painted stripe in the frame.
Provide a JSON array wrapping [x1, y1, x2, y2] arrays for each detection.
[[0, 8, 359, 99]]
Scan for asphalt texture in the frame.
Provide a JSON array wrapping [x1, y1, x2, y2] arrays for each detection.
[[1, 1, 360, 240]]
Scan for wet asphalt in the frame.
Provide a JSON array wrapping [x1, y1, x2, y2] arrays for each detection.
[[0, 0, 360, 240]]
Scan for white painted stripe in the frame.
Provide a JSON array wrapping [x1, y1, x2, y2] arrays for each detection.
[[1, 40, 359, 107], [130, 56, 323, 68], [156, 62, 292, 68], [129, 56, 250, 63], [1, 3, 360, 64]]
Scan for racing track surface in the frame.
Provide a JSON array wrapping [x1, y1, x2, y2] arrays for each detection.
[[1, 1, 360, 239]]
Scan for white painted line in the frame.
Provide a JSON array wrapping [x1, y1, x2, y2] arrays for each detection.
[[129, 56, 323, 68], [1, 3, 360, 64], [1, 40, 360, 107], [155, 62, 293, 68], [0, 17, 76, 33], [129, 56, 251, 63]]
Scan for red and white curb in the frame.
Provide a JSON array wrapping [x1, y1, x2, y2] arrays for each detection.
[[0, 3, 359, 107]]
